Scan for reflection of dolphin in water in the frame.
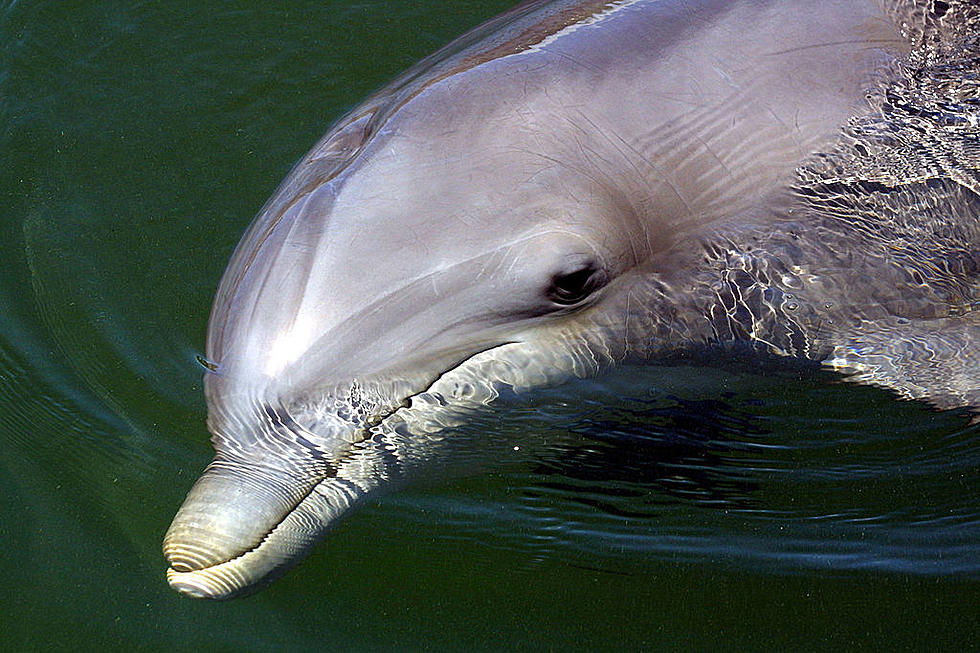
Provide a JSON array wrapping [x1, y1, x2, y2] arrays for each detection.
[[164, 0, 980, 598]]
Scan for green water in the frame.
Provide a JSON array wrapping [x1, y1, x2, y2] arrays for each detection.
[[2, 1, 978, 650]]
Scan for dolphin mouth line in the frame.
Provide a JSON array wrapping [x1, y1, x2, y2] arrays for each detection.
[[166, 341, 520, 599]]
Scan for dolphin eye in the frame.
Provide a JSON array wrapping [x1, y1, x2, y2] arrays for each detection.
[[547, 263, 607, 306]]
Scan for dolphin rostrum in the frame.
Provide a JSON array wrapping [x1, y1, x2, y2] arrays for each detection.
[[164, 0, 980, 598]]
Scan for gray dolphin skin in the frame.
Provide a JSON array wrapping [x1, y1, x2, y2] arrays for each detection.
[[164, 0, 980, 598]]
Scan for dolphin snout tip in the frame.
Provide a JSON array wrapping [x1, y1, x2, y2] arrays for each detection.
[[162, 536, 224, 572], [166, 566, 244, 600], [162, 531, 254, 599]]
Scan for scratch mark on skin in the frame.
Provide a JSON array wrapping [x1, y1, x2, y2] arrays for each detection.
[[765, 39, 905, 57], [623, 286, 635, 357], [760, 102, 809, 158]]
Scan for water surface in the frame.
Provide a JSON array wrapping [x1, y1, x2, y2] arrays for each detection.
[[1, 1, 978, 650]]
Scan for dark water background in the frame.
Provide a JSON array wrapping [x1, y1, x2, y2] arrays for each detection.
[[2, 1, 978, 650]]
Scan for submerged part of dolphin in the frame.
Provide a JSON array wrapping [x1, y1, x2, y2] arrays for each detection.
[[164, 0, 980, 598]]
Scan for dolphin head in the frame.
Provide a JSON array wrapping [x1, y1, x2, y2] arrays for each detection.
[[162, 80, 660, 598]]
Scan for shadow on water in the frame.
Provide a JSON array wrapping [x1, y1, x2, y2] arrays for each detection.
[[369, 364, 980, 583], [534, 394, 769, 512]]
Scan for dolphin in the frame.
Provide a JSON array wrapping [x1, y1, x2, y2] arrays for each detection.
[[164, 0, 980, 598]]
